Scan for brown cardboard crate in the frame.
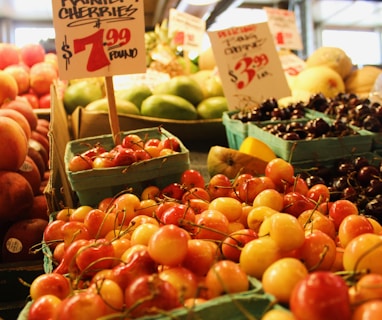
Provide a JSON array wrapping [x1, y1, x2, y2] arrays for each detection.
[[70, 107, 228, 147]]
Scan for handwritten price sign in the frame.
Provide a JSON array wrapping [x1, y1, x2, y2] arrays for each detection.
[[263, 7, 303, 51], [208, 22, 290, 110], [52, 0, 146, 80]]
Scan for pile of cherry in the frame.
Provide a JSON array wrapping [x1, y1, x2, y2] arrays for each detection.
[[25, 156, 382, 320]]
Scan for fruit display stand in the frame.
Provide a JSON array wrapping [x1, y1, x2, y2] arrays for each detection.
[[70, 106, 228, 147]]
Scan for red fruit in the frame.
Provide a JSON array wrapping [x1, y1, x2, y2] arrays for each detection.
[[3, 96, 38, 131], [0, 43, 20, 69], [283, 191, 316, 218], [290, 271, 352, 320], [18, 155, 42, 195], [30, 62, 58, 96], [20, 43, 45, 68], [0, 107, 31, 140], [0, 70, 18, 105], [0, 171, 34, 223], [4, 64, 30, 94], [124, 274, 181, 318]]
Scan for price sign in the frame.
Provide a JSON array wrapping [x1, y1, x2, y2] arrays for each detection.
[[263, 7, 303, 51], [278, 49, 306, 76], [168, 9, 206, 53], [208, 22, 291, 110], [51, 0, 146, 80]]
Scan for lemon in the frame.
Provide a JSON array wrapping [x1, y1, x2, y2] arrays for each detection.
[[239, 137, 276, 162]]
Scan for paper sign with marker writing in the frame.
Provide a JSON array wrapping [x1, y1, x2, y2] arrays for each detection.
[[51, 0, 146, 80], [208, 22, 291, 111], [278, 49, 306, 76], [263, 7, 303, 51], [168, 8, 206, 53]]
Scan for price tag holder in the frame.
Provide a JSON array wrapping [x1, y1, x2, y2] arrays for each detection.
[[263, 7, 303, 51], [208, 22, 291, 110], [51, 0, 146, 80], [168, 8, 206, 54]]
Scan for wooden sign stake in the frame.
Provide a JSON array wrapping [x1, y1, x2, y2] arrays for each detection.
[[104, 76, 121, 146]]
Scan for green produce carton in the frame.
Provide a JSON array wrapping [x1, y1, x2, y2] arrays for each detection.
[[65, 127, 190, 207], [17, 277, 286, 320], [222, 111, 249, 150], [248, 119, 373, 163]]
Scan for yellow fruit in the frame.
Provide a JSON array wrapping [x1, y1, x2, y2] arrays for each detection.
[[153, 75, 204, 106], [198, 47, 216, 70], [207, 146, 268, 179], [292, 65, 345, 99], [239, 137, 276, 163], [345, 65, 382, 96], [196, 96, 228, 119], [306, 46, 353, 79], [140, 94, 198, 120]]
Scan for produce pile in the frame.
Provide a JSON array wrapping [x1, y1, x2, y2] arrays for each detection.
[[23, 150, 382, 319], [63, 71, 228, 121], [0, 42, 58, 263]]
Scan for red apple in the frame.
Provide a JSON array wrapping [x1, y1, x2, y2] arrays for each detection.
[[0, 43, 20, 69], [0, 116, 28, 171], [20, 43, 45, 68], [30, 62, 58, 96], [0, 108, 31, 139], [3, 64, 30, 94], [0, 70, 18, 105]]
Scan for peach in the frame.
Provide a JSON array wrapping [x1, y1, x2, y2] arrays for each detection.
[[0, 70, 18, 105], [30, 62, 58, 96], [0, 171, 34, 223], [1, 218, 48, 262], [3, 64, 30, 94], [0, 43, 20, 70], [0, 116, 28, 171], [3, 96, 38, 130], [0, 108, 31, 139], [20, 43, 45, 68]]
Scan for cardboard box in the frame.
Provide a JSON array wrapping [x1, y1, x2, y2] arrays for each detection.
[[44, 84, 76, 212]]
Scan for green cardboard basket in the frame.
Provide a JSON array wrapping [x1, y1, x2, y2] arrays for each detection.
[[65, 127, 190, 207]]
